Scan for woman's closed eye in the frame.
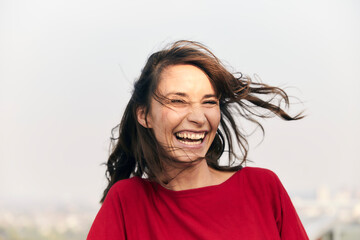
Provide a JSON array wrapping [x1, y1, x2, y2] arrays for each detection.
[[203, 100, 219, 105], [171, 99, 185, 103], [168, 99, 188, 106]]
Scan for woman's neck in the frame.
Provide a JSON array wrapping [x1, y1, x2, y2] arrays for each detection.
[[163, 160, 231, 191]]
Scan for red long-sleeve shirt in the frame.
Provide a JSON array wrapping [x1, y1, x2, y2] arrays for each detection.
[[87, 167, 309, 239]]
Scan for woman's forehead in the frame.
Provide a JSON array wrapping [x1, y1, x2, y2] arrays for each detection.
[[157, 64, 216, 96]]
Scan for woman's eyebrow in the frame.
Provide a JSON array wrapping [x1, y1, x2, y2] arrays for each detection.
[[165, 92, 217, 99], [165, 92, 187, 97], [203, 94, 217, 99]]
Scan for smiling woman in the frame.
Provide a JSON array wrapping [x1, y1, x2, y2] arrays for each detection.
[[137, 64, 221, 166], [87, 40, 309, 239]]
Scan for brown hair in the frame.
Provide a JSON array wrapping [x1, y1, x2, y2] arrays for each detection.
[[100, 40, 303, 203]]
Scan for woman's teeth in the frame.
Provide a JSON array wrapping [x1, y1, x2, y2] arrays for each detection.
[[178, 139, 202, 145], [175, 132, 205, 140], [175, 132, 205, 145]]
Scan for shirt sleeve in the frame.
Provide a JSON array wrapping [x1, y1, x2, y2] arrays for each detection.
[[271, 172, 309, 240], [87, 186, 126, 240]]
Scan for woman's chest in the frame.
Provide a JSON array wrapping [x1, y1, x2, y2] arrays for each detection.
[[121, 189, 281, 240]]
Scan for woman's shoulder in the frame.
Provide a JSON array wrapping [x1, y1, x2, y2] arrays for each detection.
[[239, 166, 283, 188], [107, 176, 151, 197], [241, 166, 278, 177]]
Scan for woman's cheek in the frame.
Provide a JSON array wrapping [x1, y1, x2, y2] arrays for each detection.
[[164, 108, 187, 124], [207, 107, 221, 128]]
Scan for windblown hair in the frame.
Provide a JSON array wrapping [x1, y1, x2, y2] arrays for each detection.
[[100, 40, 303, 203]]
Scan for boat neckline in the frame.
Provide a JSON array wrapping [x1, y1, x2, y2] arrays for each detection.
[[149, 166, 243, 197]]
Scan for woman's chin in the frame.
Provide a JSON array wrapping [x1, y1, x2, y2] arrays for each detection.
[[170, 150, 206, 163]]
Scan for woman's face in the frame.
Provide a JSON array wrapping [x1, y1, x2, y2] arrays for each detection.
[[143, 64, 221, 162]]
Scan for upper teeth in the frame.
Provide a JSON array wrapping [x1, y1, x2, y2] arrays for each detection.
[[175, 132, 205, 140]]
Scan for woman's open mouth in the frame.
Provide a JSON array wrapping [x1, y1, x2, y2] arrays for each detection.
[[174, 131, 206, 145]]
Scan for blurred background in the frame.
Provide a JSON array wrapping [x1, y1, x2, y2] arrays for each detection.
[[1, 0, 359, 239]]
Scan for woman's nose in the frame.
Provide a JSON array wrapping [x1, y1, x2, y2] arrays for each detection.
[[186, 106, 206, 125]]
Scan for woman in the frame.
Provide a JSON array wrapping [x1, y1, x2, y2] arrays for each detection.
[[87, 40, 309, 239]]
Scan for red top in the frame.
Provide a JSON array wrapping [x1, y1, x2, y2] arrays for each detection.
[[87, 167, 309, 239]]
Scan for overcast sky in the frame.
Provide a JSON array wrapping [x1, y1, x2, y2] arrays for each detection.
[[0, 0, 359, 207]]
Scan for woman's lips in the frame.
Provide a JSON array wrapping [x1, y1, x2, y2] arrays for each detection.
[[178, 139, 202, 145]]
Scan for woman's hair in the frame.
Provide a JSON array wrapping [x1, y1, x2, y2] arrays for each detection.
[[100, 40, 303, 203]]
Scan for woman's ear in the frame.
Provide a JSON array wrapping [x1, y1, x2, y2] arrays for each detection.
[[136, 107, 152, 128]]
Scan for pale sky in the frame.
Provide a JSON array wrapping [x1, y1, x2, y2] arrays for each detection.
[[0, 0, 359, 206]]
